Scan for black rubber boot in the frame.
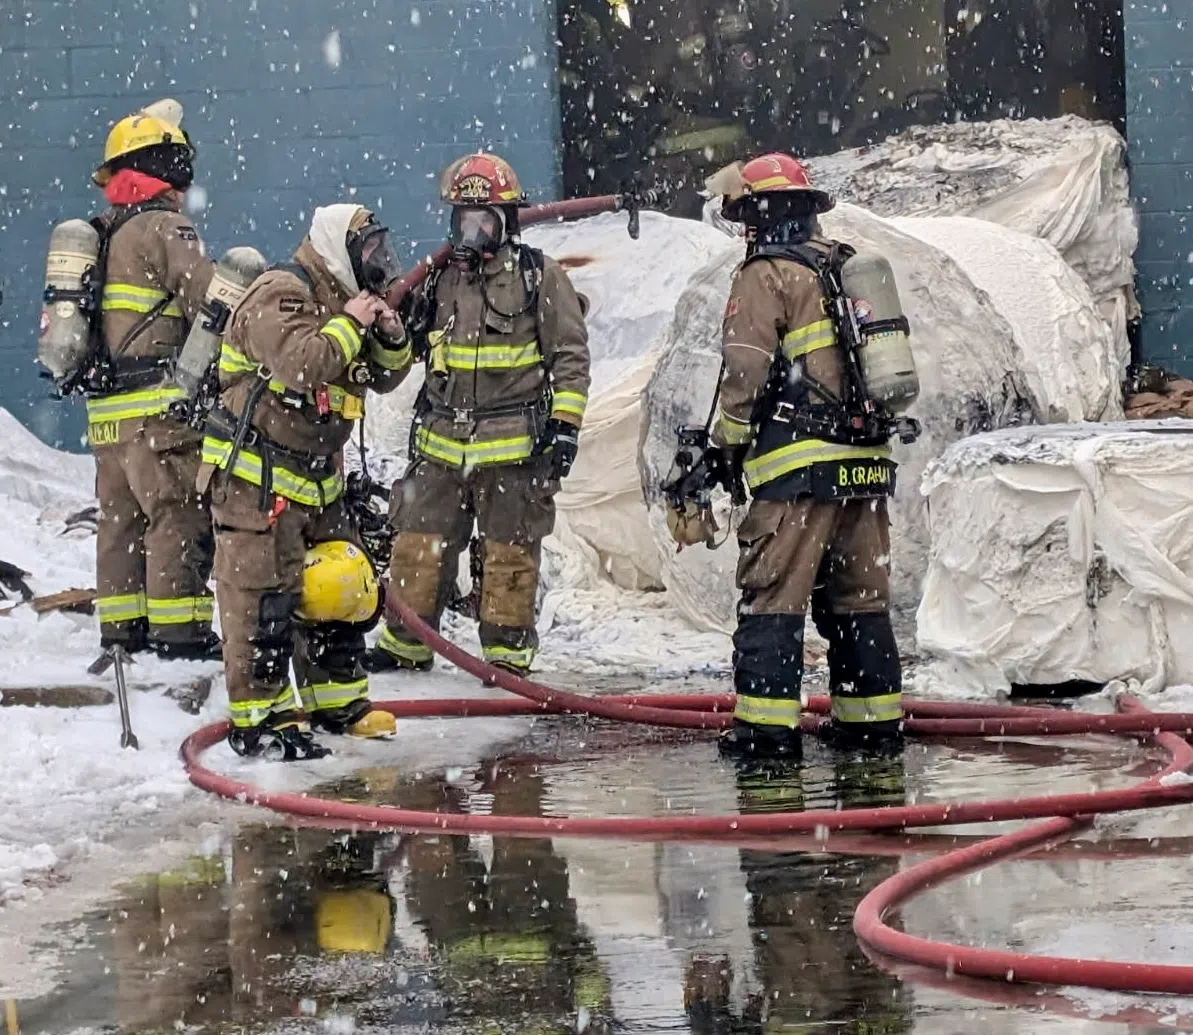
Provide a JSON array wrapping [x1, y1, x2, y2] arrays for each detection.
[[228, 712, 330, 762], [718, 720, 802, 759], [147, 632, 224, 662], [100, 618, 149, 655], [362, 646, 433, 673], [309, 697, 371, 735], [817, 719, 904, 756]]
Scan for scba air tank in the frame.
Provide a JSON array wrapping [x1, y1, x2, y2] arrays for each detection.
[[39, 219, 101, 381], [840, 251, 919, 413], [175, 246, 268, 399]]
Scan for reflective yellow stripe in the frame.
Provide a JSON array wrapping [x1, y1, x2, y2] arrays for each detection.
[[414, 427, 535, 468], [85, 385, 187, 424], [733, 693, 800, 728], [447, 933, 550, 965], [743, 439, 891, 491], [369, 338, 413, 371], [781, 318, 835, 361], [831, 693, 903, 724], [228, 688, 295, 729], [218, 342, 258, 376], [377, 626, 434, 663], [299, 677, 369, 712], [443, 341, 541, 370], [751, 173, 798, 192], [147, 595, 214, 626], [482, 644, 536, 670], [551, 390, 587, 421], [321, 315, 363, 362], [221, 344, 364, 419], [97, 592, 148, 624], [713, 409, 754, 446], [102, 282, 183, 318], [201, 436, 343, 507]]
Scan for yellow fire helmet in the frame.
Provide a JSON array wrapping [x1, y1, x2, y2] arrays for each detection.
[[296, 540, 380, 625], [315, 888, 393, 954], [93, 99, 189, 187]]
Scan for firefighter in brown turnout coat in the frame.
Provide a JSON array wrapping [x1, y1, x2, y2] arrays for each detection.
[[201, 204, 412, 760], [366, 153, 590, 676], [709, 153, 905, 757], [87, 101, 218, 659]]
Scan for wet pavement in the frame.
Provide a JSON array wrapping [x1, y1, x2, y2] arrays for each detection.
[[12, 709, 1193, 1035]]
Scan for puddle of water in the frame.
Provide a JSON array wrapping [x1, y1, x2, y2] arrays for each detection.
[[11, 718, 1191, 1035]]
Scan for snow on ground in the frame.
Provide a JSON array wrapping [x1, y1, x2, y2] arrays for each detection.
[[0, 406, 729, 999]]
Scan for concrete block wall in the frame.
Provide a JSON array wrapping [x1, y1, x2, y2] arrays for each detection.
[[1126, 0, 1193, 374], [0, 0, 561, 449]]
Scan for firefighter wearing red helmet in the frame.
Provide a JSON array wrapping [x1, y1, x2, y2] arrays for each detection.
[[366, 153, 591, 676], [709, 153, 903, 757]]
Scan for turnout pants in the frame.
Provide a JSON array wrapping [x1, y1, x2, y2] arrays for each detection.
[[378, 456, 558, 670], [732, 497, 901, 737], [210, 475, 371, 729], [95, 426, 214, 649]]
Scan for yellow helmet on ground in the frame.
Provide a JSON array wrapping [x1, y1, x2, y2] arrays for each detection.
[[315, 888, 393, 954], [297, 541, 380, 625], [93, 99, 191, 187]]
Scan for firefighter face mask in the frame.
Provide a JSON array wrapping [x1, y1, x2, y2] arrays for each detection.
[[348, 223, 402, 295], [450, 206, 506, 266]]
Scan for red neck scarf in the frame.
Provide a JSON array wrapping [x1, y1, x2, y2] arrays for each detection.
[[103, 169, 176, 206]]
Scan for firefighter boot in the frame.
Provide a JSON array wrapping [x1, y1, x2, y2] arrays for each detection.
[[310, 697, 397, 739], [720, 613, 805, 759], [814, 611, 904, 756], [228, 711, 331, 762]]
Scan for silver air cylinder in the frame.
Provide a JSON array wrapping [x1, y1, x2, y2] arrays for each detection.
[[175, 246, 267, 399], [840, 251, 920, 413], [39, 219, 101, 381]]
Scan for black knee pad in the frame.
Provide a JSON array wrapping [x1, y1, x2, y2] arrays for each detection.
[[250, 591, 299, 684], [304, 621, 367, 680], [732, 613, 805, 699]]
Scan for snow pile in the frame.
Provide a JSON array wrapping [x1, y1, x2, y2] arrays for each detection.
[[640, 204, 1120, 631], [806, 115, 1138, 365], [917, 421, 1193, 694]]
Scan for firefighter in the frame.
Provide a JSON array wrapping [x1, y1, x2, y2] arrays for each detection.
[[366, 153, 590, 676], [88, 99, 218, 660], [709, 153, 904, 757], [200, 203, 413, 760]]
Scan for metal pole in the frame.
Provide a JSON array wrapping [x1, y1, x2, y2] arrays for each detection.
[[112, 645, 138, 750]]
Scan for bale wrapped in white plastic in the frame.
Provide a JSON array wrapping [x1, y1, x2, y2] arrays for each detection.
[[639, 204, 1119, 633], [917, 421, 1193, 696]]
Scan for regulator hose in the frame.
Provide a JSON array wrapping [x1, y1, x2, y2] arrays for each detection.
[[181, 586, 1193, 1006]]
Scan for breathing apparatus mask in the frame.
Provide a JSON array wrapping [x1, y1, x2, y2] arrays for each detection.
[[450, 205, 507, 268], [738, 194, 818, 253], [347, 218, 402, 294]]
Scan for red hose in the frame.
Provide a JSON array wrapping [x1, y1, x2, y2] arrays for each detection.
[[181, 587, 1193, 1002], [853, 696, 1193, 993]]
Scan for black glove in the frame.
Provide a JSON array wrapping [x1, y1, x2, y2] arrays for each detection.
[[533, 418, 580, 480], [707, 445, 748, 505]]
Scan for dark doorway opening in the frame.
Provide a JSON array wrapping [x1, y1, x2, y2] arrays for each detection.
[[557, 0, 1126, 217]]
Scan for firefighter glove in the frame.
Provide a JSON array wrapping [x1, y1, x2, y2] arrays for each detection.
[[534, 418, 580, 479]]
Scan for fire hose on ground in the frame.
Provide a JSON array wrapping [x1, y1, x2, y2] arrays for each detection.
[[181, 583, 1193, 1010]]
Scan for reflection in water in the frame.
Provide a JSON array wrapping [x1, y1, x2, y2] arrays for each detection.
[[13, 730, 1179, 1034]]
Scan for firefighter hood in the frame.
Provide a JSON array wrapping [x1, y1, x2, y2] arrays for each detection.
[[309, 203, 364, 295]]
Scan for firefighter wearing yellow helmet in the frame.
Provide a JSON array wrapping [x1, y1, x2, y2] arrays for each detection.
[[200, 203, 413, 761], [70, 99, 219, 662]]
